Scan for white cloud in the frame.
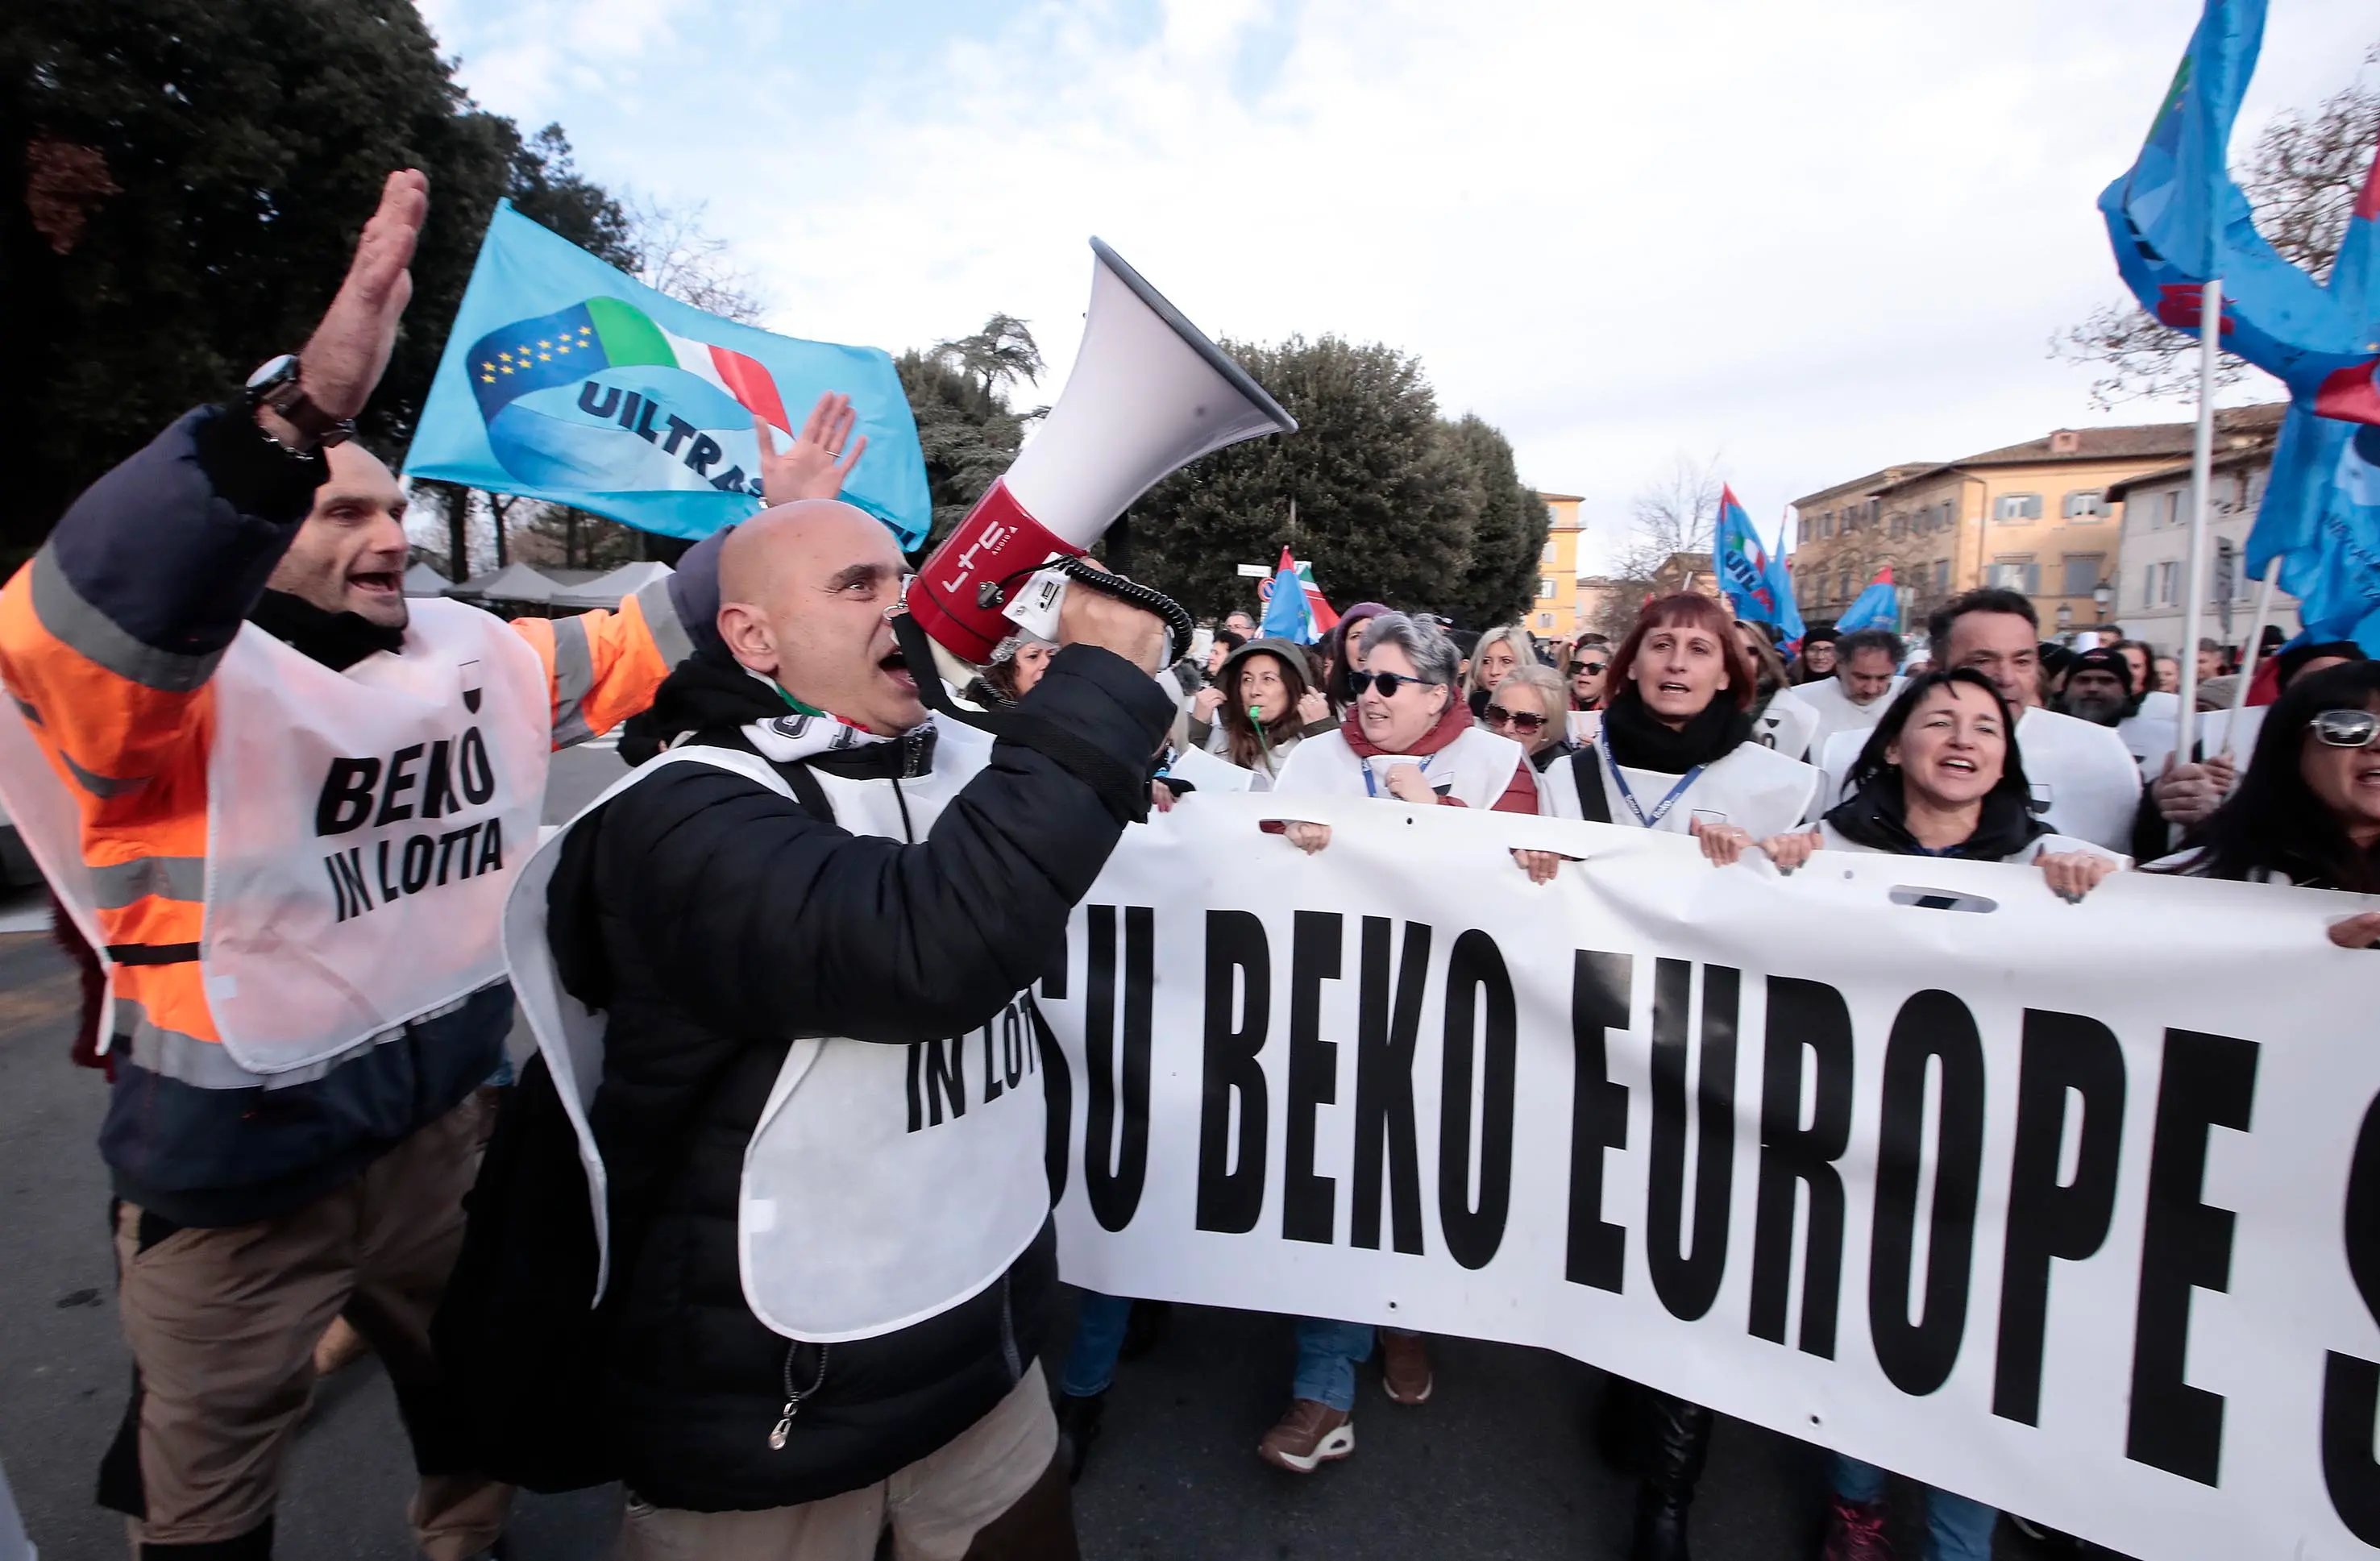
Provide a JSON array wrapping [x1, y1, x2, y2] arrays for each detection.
[[424, 0, 2378, 572]]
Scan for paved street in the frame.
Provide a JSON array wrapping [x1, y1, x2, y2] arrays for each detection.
[[0, 749, 2109, 1558]]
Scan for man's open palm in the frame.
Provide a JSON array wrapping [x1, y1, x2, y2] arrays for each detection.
[[300, 169, 429, 421]]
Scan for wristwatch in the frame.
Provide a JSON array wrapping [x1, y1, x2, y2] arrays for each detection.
[[244, 354, 355, 450]]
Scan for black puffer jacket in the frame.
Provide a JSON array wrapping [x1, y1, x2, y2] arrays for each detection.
[[555, 644, 1169, 1512]]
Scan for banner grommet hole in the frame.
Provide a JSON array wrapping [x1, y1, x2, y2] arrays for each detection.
[[1889, 886, 2000, 915]]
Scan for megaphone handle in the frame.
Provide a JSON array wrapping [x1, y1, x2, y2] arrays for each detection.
[[890, 611, 1153, 826]]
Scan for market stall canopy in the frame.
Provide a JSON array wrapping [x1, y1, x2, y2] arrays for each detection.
[[545, 559, 674, 610], [401, 562, 452, 598], [447, 562, 560, 604]]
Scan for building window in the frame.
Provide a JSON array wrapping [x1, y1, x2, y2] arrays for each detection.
[[1541, 542, 1556, 563], [2062, 489, 2109, 520], [1989, 556, 2040, 595], [1798, 516, 1810, 543], [2155, 560, 2180, 606], [2159, 492, 2182, 528], [1933, 558, 1950, 596], [1888, 513, 1905, 538], [1537, 612, 1554, 630], [1823, 511, 1835, 538], [1995, 493, 2044, 521], [1539, 577, 1556, 599], [2060, 554, 2104, 598]]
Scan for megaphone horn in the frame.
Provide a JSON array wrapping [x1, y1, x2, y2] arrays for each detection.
[[907, 239, 1298, 666]]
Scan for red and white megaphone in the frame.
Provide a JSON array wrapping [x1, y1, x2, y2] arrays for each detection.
[[905, 239, 1297, 669]]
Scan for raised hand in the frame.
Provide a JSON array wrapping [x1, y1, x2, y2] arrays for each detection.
[[295, 170, 429, 423], [1295, 688, 1331, 725], [757, 391, 869, 504], [1383, 763, 1438, 806]]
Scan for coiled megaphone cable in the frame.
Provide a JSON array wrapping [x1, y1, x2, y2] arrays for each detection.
[[890, 562, 1195, 826]]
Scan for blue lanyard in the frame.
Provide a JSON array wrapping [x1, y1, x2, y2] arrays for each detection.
[[1362, 753, 1433, 798], [1606, 760, 1705, 828]]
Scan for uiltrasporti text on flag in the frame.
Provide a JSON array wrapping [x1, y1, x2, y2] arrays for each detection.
[[998, 794, 2380, 1560]]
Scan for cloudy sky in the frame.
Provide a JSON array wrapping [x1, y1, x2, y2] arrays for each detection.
[[417, 0, 2374, 571]]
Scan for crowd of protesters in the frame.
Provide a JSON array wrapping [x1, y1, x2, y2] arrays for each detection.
[[6, 169, 2379, 1561]]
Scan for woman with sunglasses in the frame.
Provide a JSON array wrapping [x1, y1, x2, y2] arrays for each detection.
[[1482, 663, 1576, 772], [1544, 595, 1818, 864], [2152, 661, 2380, 948], [1566, 637, 1611, 737], [1252, 612, 1541, 1478]]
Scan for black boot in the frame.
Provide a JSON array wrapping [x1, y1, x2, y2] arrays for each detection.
[[1054, 1389, 1107, 1484], [1628, 1393, 1713, 1561], [1120, 1299, 1173, 1361]]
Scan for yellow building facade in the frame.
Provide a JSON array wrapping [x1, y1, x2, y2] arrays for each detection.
[[1789, 409, 2282, 641], [1530, 492, 1586, 640]]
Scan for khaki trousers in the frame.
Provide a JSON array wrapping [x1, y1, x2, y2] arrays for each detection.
[[618, 1362, 1075, 1561], [111, 1095, 510, 1556]]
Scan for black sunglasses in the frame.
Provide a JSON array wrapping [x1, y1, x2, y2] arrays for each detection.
[[1567, 660, 1607, 675], [1349, 670, 1436, 699], [2313, 709, 2380, 748], [1483, 704, 1549, 733]]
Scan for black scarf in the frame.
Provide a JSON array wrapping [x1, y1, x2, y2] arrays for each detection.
[[1600, 690, 1754, 775], [1821, 770, 2046, 861], [247, 588, 405, 671]]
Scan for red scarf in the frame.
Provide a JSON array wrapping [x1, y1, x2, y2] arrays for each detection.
[[1340, 694, 1472, 758]]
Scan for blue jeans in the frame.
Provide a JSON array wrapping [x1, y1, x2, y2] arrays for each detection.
[[1060, 1291, 1136, 1398], [1832, 1456, 1998, 1561], [1290, 1318, 1419, 1412]]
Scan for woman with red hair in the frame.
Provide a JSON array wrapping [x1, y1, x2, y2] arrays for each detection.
[[1544, 594, 1819, 857], [1544, 596, 1822, 1559]]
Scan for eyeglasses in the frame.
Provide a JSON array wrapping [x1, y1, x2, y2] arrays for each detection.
[[1567, 661, 1607, 676], [1349, 670, 1436, 698], [1484, 704, 1549, 733], [2312, 709, 2380, 748]]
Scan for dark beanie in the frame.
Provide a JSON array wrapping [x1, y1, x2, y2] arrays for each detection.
[[2068, 646, 2132, 691]]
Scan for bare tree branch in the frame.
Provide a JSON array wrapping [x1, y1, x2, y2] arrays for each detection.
[[1615, 450, 1725, 583], [625, 194, 768, 325]]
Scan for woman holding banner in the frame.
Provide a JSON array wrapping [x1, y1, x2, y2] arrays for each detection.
[[1544, 594, 1818, 852], [1737, 669, 2119, 1561], [1255, 612, 1540, 1473]]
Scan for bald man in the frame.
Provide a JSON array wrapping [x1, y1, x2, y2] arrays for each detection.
[[478, 497, 1169, 1558], [0, 171, 833, 1559]]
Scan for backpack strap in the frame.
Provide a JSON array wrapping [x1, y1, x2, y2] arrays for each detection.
[[1570, 745, 1614, 824]]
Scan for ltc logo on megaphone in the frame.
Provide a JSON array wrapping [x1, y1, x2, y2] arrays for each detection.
[[907, 239, 1298, 666]]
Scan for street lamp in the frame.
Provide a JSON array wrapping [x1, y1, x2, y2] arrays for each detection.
[[2091, 578, 2114, 620], [2055, 601, 2074, 638]]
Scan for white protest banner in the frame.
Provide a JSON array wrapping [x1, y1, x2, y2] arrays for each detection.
[[1011, 794, 2380, 1560]]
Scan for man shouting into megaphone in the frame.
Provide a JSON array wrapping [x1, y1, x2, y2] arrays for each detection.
[[467, 503, 1174, 1554]]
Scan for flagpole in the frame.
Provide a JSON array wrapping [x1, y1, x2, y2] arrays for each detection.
[[2174, 276, 2222, 763], [2218, 559, 2278, 762]]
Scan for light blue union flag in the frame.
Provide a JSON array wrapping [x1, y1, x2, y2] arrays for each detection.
[[405, 201, 931, 548]]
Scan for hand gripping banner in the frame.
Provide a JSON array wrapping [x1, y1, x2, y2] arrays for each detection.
[[1022, 795, 2380, 1560]]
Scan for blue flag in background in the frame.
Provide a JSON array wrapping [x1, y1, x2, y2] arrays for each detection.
[[1258, 546, 1316, 643], [405, 201, 932, 548], [2099, 0, 2380, 417], [1834, 570, 1901, 635], [2100, 0, 2380, 648], [1714, 486, 1805, 649]]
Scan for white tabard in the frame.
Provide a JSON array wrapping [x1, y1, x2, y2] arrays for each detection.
[[1794, 674, 1904, 759], [1751, 687, 1820, 762], [1273, 725, 1529, 810], [1813, 705, 2142, 851], [1544, 739, 1818, 840], [505, 724, 1053, 1343], [201, 600, 548, 1073]]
